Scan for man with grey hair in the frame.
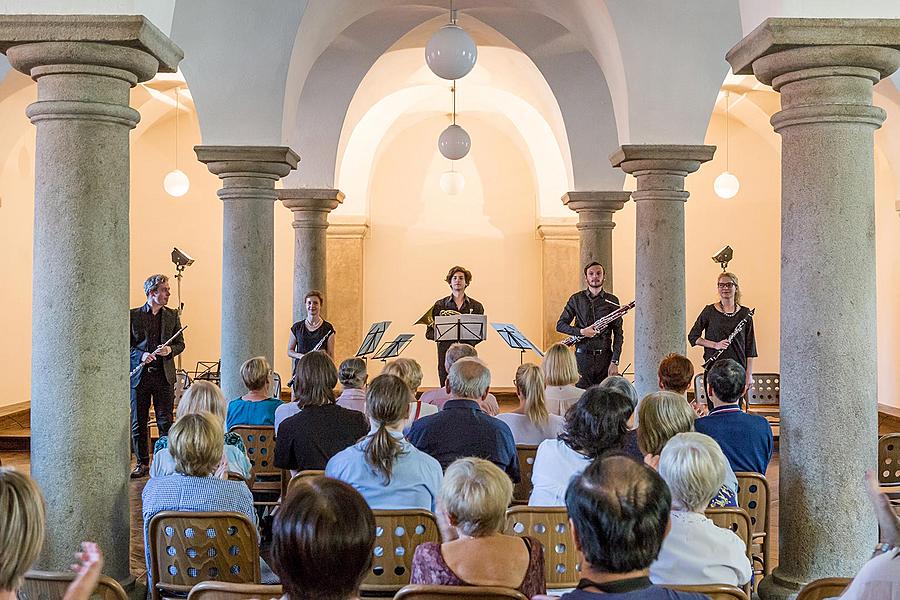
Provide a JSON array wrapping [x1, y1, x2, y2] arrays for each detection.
[[408, 358, 519, 481], [419, 342, 500, 414], [129, 273, 185, 478]]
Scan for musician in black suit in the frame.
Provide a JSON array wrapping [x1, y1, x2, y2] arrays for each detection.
[[129, 274, 185, 478], [426, 266, 484, 387]]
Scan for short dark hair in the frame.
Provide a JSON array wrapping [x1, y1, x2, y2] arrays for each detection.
[[583, 261, 604, 277], [445, 266, 472, 285], [707, 359, 745, 404], [294, 352, 337, 407], [658, 353, 695, 394], [271, 478, 375, 600], [304, 290, 324, 304], [559, 388, 632, 459], [566, 455, 671, 573]]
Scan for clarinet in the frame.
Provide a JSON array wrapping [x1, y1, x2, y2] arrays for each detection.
[[702, 308, 755, 369], [562, 300, 635, 347]]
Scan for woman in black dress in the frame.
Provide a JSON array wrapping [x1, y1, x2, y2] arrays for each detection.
[[688, 272, 756, 390], [287, 290, 335, 382]]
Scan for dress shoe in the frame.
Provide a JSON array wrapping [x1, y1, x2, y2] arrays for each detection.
[[130, 464, 149, 479]]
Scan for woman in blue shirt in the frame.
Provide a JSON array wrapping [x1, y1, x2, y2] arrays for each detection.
[[326, 374, 442, 511], [226, 356, 283, 431]]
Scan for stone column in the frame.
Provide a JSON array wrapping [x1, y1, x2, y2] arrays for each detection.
[[536, 222, 580, 347], [562, 191, 630, 293], [196, 147, 299, 400], [610, 145, 715, 398], [727, 19, 900, 599], [327, 221, 368, 361], [0, 16, 181, 579]]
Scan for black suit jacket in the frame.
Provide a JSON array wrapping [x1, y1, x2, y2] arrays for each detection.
[[130, 304, 185, 388]]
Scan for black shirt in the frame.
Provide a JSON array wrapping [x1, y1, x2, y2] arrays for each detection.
[[290, 319, 335, 354], [145, 308, 163, 373], [688, 304, 757, 370], [427, 295, 485, 343], [556, 290, 624, 359], [274, 403, 368, 472]]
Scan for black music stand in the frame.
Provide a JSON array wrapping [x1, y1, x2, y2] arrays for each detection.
[[372, 334, 414, 362], [434, 314, 487, 345], [491, 322, 544, 364], [356, 321, 391, 360]]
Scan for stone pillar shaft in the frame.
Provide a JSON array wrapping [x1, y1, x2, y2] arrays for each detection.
[[196, 146, 299, 400], [562, 191, 630, 293], [610, 145, 715, 398], [0, 15, 181, 579]]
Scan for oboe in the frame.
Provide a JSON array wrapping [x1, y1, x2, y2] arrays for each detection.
[[311, 329, 333, 352], [563, 300, 635, 347], [702, 308, 755, 369]]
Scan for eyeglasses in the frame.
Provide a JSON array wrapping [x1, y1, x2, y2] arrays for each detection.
[[717, 282, 736, 289]]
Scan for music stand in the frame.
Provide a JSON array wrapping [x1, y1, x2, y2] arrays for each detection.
[[372, 334, 414, 362], [434, 314, 487, 344], [491, 323, 544, 364], [356, 321, 391, 360]]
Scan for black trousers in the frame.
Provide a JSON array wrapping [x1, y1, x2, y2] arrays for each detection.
[[131, 369, 174, 465], [437, 341, 453, 388], [575, 349, 612, 389]]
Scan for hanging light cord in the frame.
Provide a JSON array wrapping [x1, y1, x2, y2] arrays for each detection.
[[724, 90, 729, 171], [452, 83, 456, 125], [450, 0, 455, 24], [174, 87, 180, 170]]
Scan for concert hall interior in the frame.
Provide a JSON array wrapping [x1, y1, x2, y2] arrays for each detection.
[[0, 1, 899, 598]]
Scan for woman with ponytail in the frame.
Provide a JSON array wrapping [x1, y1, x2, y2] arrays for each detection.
[[498, 363, 565, 445], [326, 374, 443, 511]]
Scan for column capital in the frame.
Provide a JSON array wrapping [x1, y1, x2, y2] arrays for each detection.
[[562, 191, 631, 215], [536, 221, 578, 241], [195, 145, 300, 179], [327, 222, 369, 240], [609, 145, 716, 175], [278, 188, 344, 229]]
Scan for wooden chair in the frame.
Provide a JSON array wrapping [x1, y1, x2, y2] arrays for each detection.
[[147, 511, 260, 600], [705, 507, 753, 594], [394, 584, 528, 600], [795, 577, 853, 600], [735, 472, 771, 576], [693, 373, 707, 406], [512, 444, 538, 505], [664, 584, 749, 600], [21, 570, 128, 600], [504, 506, 578, 589], [229, 425, 281, 505], [360, 509, 441, 594], [187, 582, 282, 600], [878, 433, 900, 486], [746, 373, 781, 438]]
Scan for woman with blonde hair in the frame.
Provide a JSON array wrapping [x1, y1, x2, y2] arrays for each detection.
[[541, 343, 581, 415], [151, 380, 251, 479], [225, 356, 282, 430], [498, 363, 564, 445], [326, 374, 442, 511], [382, 358, 438, 430]]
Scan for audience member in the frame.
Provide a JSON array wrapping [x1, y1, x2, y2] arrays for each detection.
[[0, 468, 104, 600], [326, 374, 443, 511], [408, 358, 519, 481], [335, 357, 368, 413], [225, 356, 282, 431], [529, 387, 632, 506], [658, 353, 705, 417], [650, 433, 752, 587], [598, 375, 643, 461], [151, 380, 251, 480], [382, 357, 438, 430], [274, 352, 368, 473], [498, 363, 565, 444], [411, 457, 546, 598], [694, 359, 773, 475], [419, 343, 500, 415], [542, 342, 582, 416], [558, 455, 707, 600], [271, 477, 375, 600]]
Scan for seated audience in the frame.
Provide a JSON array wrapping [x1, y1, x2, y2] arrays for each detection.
[[529, 388, 632, 506], [408, 358, 519, 481], [225, 356, 282, 431], [274, 352, 368, 473], [271, 477, 375, 600], [411, 457, 546, 598], [694, 359, 773, 475], [542, 342, 582, 416], [0, 468, 104, 600], [650, 433, 752, 587], [558, 454, 708, 600], [658, 353, 705, 416], [382, 357, 438, 430], [638, 391, 736, 507], [498, 363, 565, 444], [151, 380, 251, 480], [326, 374, 443, 511], [598, 375, 643, 461], [420, 343, 500, 415], [335, 357, 367, 414]]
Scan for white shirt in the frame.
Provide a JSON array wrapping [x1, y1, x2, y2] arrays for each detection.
[[497, 413, 565, 446], [528, 438, 591, 506], [650, 510, 752, 587], [839, 548, 900, 600], [274, 402, 300, 434], [544, 385, 582, 416], [405, 400, 438, 433]]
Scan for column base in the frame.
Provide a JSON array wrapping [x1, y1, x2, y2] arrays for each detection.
[[758, 568, 807, 600]]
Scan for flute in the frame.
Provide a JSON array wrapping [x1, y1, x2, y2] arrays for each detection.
[[130, 325, 188, 379]]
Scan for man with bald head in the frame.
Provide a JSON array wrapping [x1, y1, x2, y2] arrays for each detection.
[[408, 357, 519, 482]]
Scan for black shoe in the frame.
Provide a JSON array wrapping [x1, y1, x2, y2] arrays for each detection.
[[130, 464, 149, 479]]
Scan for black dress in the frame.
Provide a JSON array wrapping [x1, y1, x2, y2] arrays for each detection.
[[688, 304, 757, 371], [290, 319, 335, 377]]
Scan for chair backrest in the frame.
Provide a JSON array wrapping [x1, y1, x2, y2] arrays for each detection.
[[878, 433, 900, 485], [187, 582, 282, 600], [229, 425, 280, 493], [735, 472, 769, 536], [747, 373, 780, 406], [705, 507, 753, 559], [147, 511, 260, 600], [395, 584, 528, 600], [664, 584, 749, 600], [512, 444, 539, 504], [270, 372, 282, 399], [693, 373, 707, 405], [504, 506, 578, 589], [22, 570, 128, 600], [361, 509, 441, 593], [795, 577, 853, 600]]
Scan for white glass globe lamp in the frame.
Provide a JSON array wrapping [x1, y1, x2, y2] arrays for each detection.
[[426, 24, 477, 80], [713, 171, 740, 199], [439, 170, 465, 195], [164, 169, 190, 197], [438, 124, 471, 160]]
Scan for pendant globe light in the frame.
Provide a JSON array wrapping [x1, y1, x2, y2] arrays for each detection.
[[163, 87, 190, 197], [440, 162, 465, 195], [426, 2, 477, 81], [714, 90, 740, 200], [438, 83, 470, 160]]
